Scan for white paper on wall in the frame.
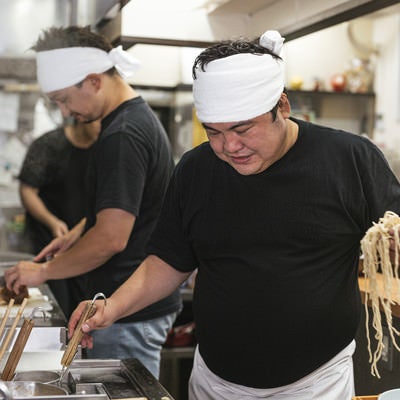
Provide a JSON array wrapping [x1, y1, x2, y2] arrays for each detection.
[[0, 92, 19, 132]]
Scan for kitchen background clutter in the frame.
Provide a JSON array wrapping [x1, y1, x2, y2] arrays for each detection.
[[118, 0, 400, 176], [0, 0, 399, 255], [0, 2, 397, 397]]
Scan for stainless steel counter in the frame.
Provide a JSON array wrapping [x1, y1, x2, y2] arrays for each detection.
[[29, 283, 68, 327], [0, 285, 68, 358], [67, 358, 174, 399], [2, 358, 175, 399], [0, 260, 68, 354], [0, 264, 67, 328]]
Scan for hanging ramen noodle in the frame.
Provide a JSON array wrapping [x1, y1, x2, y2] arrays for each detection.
[[360, 211, 400, 378]]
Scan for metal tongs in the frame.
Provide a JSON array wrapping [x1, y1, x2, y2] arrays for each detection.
[[58, 293, 106, 383], [1, 306, 46, 381]]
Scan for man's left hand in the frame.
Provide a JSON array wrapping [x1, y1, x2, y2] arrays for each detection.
[[4, 261, 47, 293]]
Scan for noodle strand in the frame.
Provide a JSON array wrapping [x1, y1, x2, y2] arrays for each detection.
[[361, 210, 400, 378]]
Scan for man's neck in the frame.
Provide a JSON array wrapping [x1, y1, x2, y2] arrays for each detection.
[[102, 77, 139, 119], [64, 122, 99, 149]]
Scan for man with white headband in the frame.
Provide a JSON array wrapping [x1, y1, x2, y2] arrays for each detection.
[[69, 30, 400, 398], [4, 26, 181, 379]]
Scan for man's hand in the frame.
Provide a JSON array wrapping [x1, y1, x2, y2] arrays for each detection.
[[389, 229, 400, 265], [50, 218, 69, 238], [34, 236, 72, 262], [4, 261, 47, 293], [34, 218, 86, 262], [68, 298, 118, 348]]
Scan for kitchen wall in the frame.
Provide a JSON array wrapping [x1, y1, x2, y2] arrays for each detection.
[[372, 12, 400, 149], [283, 12, 400, 179], [283, 21, 373, 92], [284, 11, 400, 147], [283, 20, 376, 135], [126, 5, 400, 148]]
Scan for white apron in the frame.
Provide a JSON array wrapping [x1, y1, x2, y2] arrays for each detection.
[[189, 341, 356, 400]]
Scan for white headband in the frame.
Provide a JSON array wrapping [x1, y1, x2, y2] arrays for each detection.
[[36, 45, 141, 93], [193, 30, 285, 123]]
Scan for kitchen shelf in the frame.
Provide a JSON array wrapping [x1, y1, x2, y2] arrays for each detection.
[[287, 89, 375, 98], [287, 89, 375, 137]]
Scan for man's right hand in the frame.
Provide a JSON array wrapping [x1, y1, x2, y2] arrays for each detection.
[[34, 218, 86, 262], [34, 235, 73, 262], [68, 297, 118, 348]]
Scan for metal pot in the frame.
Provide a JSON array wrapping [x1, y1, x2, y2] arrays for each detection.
[[13, 370, 60, 384], [0, 381, 67, 397]]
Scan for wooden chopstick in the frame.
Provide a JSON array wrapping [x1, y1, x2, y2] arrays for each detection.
[[0, 297, 28, 362], [1, 317, 34, 380], [61, 301, 96, 367], [0, 298, 15, 341]]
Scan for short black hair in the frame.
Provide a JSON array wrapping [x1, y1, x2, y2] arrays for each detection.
[[192, 37, 282, 79], [31, 26, 113, 52]]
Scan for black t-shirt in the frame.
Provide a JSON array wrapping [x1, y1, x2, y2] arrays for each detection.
[[147, 118, 400, 388], [18, 127, 92, 318], [19, 127, 91, 252], [81, 96, 181, 322]]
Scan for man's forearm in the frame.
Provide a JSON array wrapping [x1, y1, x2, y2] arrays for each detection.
[[41, 208, 136, 281], [41, 222, 118, 280], [109, 255, 191, 320], [20, 184, 60, 229]]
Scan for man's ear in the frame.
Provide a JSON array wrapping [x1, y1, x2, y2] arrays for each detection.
[[278, 93, 291, 118], [86, 73, 101, 90]]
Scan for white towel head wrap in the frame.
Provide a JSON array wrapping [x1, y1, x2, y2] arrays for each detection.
[[193, 30, 285, 123], [36, 45, 141, 93]]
